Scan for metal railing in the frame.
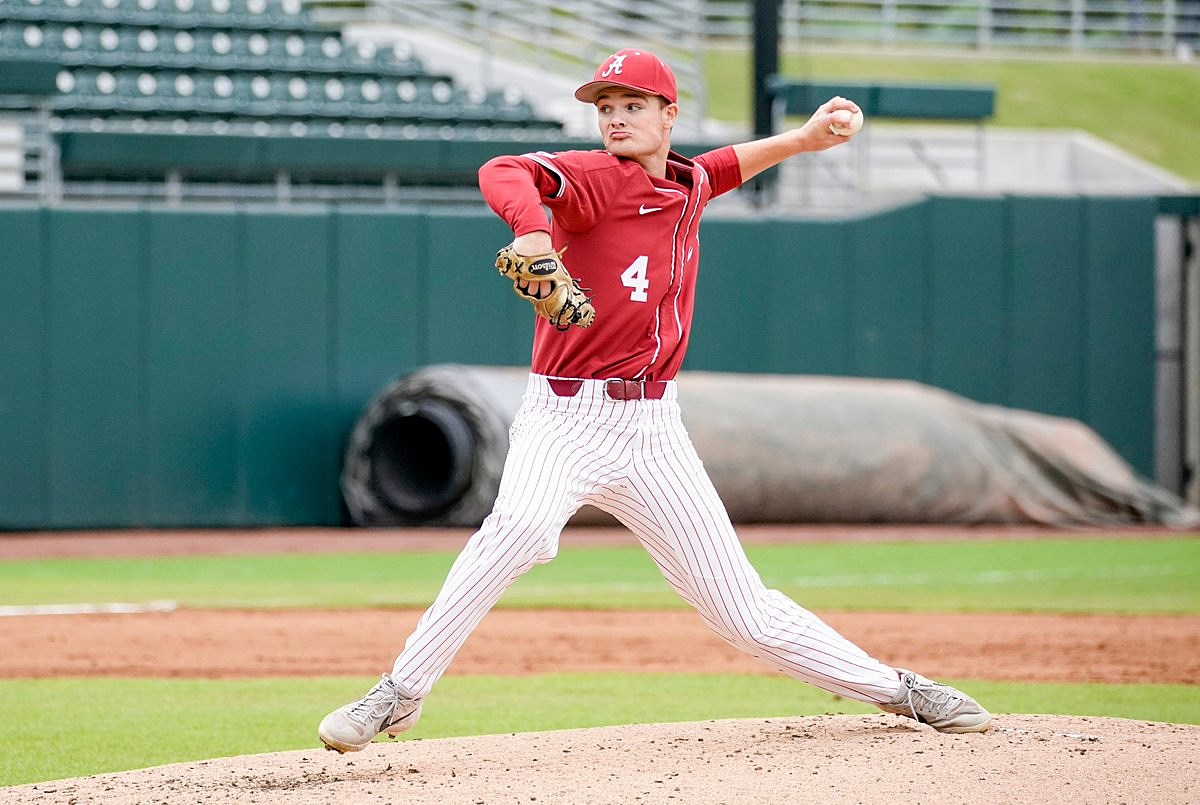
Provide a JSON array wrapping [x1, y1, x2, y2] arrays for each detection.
[[0, 107, 60, 202], [709, 0, 1197, 56], [358, 0, 712, 129], [354, 0, 1200, 56], [344, 0, 1199, 137]]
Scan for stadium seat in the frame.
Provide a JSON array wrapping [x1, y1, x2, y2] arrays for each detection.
[[0, 0, 68, 23], [344, 37, 380, 70], [68, 68, 121, 113], [53, 67, 77, 95], [269, 0, 305, 26], [165, 69, 195, 108], [242, 71, 275, 114], [167, 0, 199, 22], [200, 0, 242, 26], [165, 27, 196, 64], [124, 23, 171, 64], [49, 21, 87, 57], [189, 70, 240, 115], [269, 29, 315, 70], [266, 70, 308, 116], [1, 0, 564, 161], [316, 32, 342, 61], [0, 21, 39, 56], [95, 24, 128, 57]]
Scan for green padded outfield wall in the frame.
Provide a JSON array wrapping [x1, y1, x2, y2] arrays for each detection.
[[0, 197, 1157, 528]]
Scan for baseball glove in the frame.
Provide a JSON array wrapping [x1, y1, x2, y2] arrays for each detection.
[[495, 244, 596, 330]]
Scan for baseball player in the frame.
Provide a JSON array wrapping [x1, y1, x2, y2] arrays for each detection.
[[319, 48, 991, 753]]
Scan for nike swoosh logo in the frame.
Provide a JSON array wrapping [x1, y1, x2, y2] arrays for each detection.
[[639, 204, 663, 215]]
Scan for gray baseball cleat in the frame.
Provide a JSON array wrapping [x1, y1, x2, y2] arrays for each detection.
[[878, 669, 992, 733], [318, 673, 423, 753]]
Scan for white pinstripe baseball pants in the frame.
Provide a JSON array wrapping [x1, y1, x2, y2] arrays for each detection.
[[391, 374, 903, 705]]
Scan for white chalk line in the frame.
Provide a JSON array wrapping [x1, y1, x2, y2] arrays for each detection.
[[0, 600, 178, 617], [786, 563, 1184, 588]]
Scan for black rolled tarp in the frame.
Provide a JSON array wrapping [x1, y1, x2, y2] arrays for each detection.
[[341, 364, 1200, 529]]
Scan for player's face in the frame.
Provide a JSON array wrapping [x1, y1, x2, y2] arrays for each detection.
[[594, 89, 676, 164]]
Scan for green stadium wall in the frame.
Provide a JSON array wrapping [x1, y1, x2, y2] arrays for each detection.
[[0, 197, 1157, 529]]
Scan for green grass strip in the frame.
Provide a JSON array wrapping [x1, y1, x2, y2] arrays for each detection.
[[1, 538, 1196, 614], [1, 674, 1196, 787]]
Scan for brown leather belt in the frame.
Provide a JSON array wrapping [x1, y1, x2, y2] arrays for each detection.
[[547, 378, 668, 401]]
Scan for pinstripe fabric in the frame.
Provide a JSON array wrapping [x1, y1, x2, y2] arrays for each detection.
[[392, 374, 902, 705]]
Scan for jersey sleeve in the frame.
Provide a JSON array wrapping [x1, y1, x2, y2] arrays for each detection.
[[524, 150, 624, 233], [693, 145, 743, 199], [477, 154, 557, 236], [479, 150, 622, 236]]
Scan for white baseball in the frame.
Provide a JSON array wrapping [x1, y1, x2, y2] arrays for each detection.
[[828, 109, 864, 137]]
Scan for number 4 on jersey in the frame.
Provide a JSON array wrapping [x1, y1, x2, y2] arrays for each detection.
[[621, 256, 650, 302]]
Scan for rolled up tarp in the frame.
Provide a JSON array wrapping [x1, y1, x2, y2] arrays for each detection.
[[341, 363, 1200, 529], [341, 364, 526, 527]]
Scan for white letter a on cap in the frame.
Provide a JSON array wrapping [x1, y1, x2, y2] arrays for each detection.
[[601, 54, 627, 77]]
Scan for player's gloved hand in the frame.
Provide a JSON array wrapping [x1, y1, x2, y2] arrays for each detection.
[[495, 243, 596, 330]]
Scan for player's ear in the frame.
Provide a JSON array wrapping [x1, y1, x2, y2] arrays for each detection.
[[662, 99, 678, 128]]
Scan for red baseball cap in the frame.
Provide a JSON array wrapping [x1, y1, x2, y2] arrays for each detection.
[[574, 49, 678, 105]]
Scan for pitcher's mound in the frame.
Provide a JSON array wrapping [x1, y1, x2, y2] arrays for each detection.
[[8, 714, 1197, 804]]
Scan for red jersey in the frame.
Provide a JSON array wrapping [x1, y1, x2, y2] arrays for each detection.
[[478, 146, 742, 381]]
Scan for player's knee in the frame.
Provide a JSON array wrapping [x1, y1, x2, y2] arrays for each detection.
[[478, 516, 561, 566], [706, 615, 779, 654]]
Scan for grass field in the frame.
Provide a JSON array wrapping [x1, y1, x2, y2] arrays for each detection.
[[2, 674, 1197, 787], [1, 536, 1197, 786], [2, 538, 1196, 612], [702, 49, 1200, 183]]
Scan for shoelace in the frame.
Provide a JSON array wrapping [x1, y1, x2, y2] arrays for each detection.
[[900, 673, 961, 722], [346, 674, 399, 726]]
